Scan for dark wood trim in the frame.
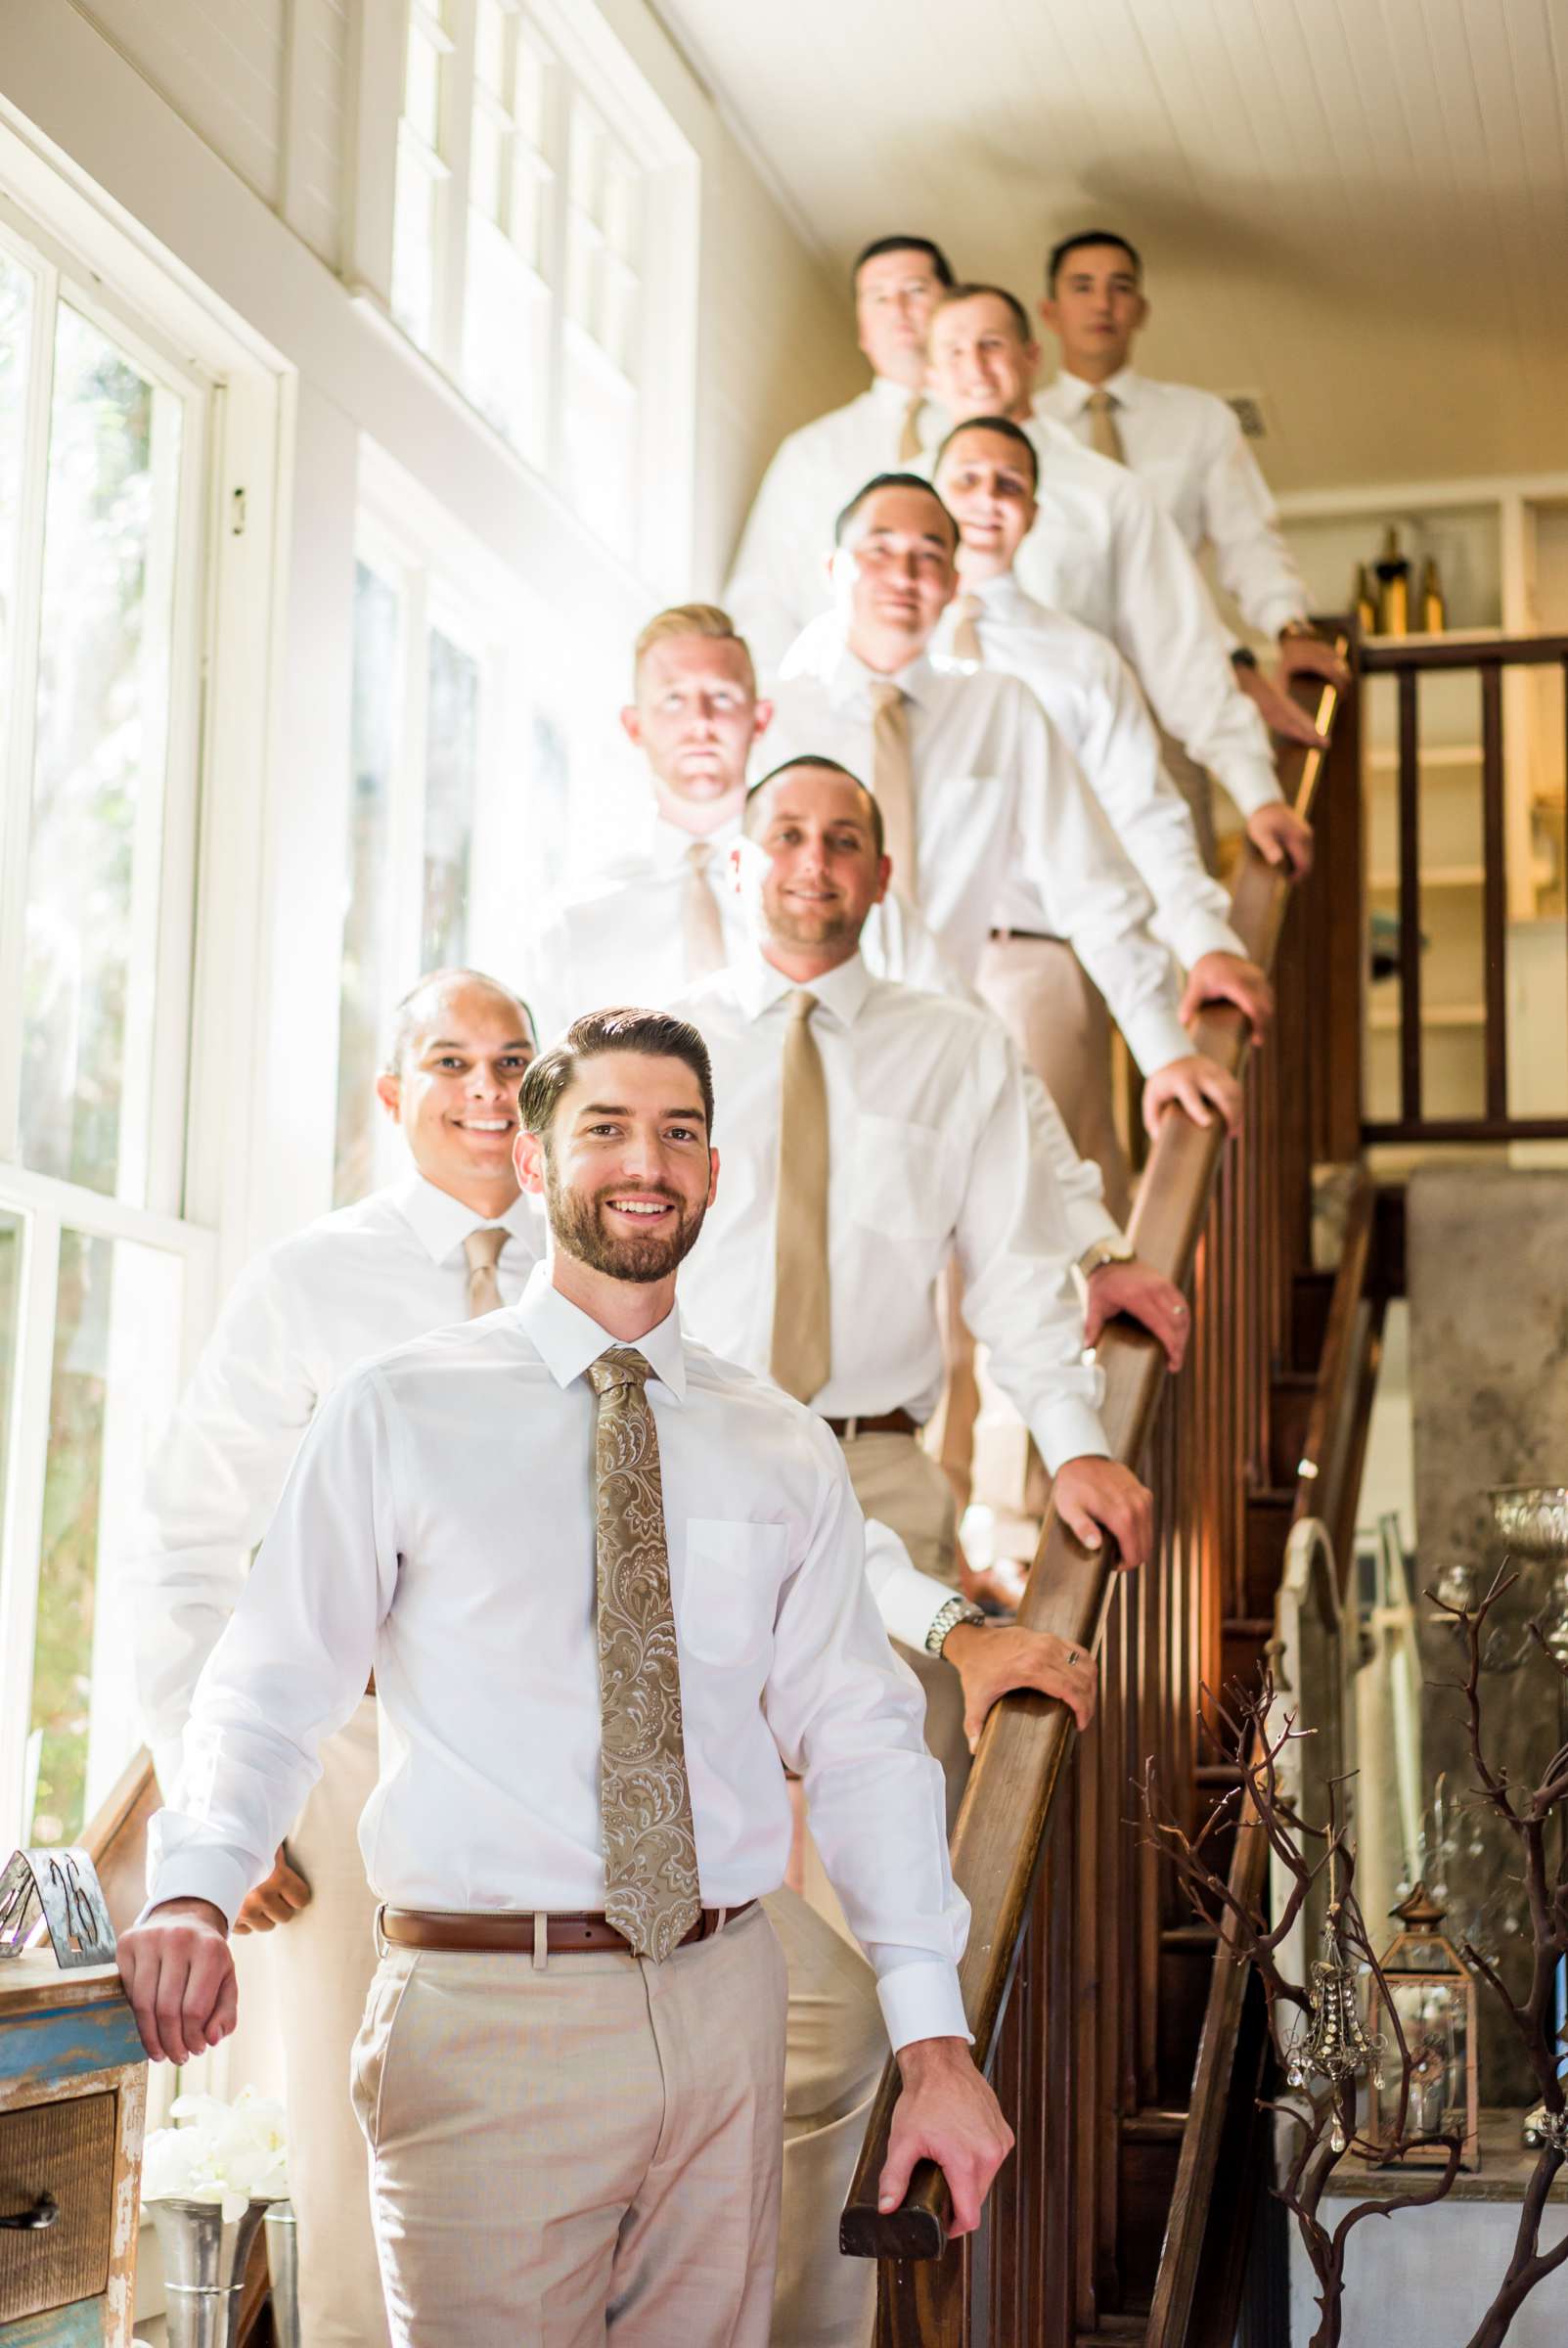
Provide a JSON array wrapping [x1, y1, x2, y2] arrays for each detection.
[[1364, 1115, 1568, 1143], [1396, 668, 1422, 1128], [1361, 634, 1568, 672], [1479, 664, 1507, 1122]]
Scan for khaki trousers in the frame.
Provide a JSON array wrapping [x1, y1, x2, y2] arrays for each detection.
[[976, 933, 1129, 1224], [835, 1430, 968, 1835], [268, 1696, 390, 2348], [1155, 730, 1220, 876], [766, 1888, 883, 2348], [351, 1901, 787, 2347]]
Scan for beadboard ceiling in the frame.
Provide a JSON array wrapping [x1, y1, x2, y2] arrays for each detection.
[[659, 0, 1568, 494]]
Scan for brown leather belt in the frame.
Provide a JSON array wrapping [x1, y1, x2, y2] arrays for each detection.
[[822, 1408, 919, 1439], [989, 926, 1063, 944], [379, 1901, 756, 1956]]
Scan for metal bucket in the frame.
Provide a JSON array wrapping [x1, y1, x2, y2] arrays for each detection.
[[145, 2195, 269, 2348]]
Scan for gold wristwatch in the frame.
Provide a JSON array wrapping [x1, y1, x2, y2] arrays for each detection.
[[1076, 1235, 1134, 1282]]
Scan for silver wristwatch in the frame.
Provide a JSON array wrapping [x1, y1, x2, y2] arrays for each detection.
[[925, 1595, 987, 1656]]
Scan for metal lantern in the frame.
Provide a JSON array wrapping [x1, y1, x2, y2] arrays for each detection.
[[1367, 1882, 1480, 2167]]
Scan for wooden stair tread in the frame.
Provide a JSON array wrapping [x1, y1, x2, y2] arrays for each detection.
[[1122, 2107, 1189, 2144], [1160, 1920, 1220, 1951]]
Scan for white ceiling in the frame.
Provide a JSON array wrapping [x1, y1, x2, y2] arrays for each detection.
[[661, 0, 1568, 493]]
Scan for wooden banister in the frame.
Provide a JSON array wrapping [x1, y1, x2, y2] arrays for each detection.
[[841, 651, 1352, 2314]]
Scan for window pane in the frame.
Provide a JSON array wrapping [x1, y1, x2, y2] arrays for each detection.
[[474, 0, 509, 97], [405, 20, 444, 147], [462, 217, 551, 461], [0, 248, 34, 694], [0, 1210, 22, 1523], [561, 338, 636, 555], [470, 110, 506, 226], [334, 563, 403, 1208], [26, 1228, 184, 1847], [423, 629, 479, 970], [19, 302, 183, 1203], [392, 138, 441, 349]]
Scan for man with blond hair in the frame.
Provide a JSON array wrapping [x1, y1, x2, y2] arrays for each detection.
[[125, 970, 540, 2348], [526, 603, 955, 1037]]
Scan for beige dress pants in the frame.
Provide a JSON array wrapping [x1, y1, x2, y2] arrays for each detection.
[[976, 932, 1129, 1223], [766, 1888, 884, 2348], [351, 1900, 787, 2347], [835, 1429, 968, 1835], [267, 1696, 390, 2348]]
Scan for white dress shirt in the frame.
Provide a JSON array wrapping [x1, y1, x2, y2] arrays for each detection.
[[943, 415, 1281, 819], [126, 1173, 544, 1793], [673, 950, 1109, 1470], [765, 632, 1190, 1072], [527, 808, 962, 1040], [724, 377, 947, 683], [1037, 367, 1310, 641], [932, 574, 1245, 969], [147, 1265, 969, 2051]]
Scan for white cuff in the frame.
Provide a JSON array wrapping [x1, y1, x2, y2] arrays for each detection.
[[1166, 909, 1249, 970], [140, 1845, 251, 1932], [875, 1555, 963, 1654], [1213, 757, 1284, 819], [1260, 597, 1311, 640], [1120, 1001, 1194, 1076], [1066, 1194, 1124, 1257], [876, 1957, 972, 2052], [1030, 1398, 1113, 1476]]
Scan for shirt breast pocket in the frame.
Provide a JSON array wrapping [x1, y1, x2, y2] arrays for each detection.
[[678, 1519, 788, 1667], [850, 1112, 952, 1241]]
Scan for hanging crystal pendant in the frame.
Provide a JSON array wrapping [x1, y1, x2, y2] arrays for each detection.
[[1283, 1904, 1386, 2155]]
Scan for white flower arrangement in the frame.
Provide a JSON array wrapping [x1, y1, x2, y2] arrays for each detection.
[[141, 2087, 291, 2224]]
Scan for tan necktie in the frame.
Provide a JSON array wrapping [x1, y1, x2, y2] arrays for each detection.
[[1086, 387, 1126, 465], [898, 393, 924, 464], [586, 1347, 702, 1963], [464, 1226, 510, 1316], [769, 992, 831, 1404], [682, 840, 728, 979], [951, 593, 985, 665], [869, 681, 918, 898]]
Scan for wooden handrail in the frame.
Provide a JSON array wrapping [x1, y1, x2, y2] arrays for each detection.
[[1360, 632, 1568, 672], [841, 654, 1349, 2270], [1143, 1180, 1383, 2346]]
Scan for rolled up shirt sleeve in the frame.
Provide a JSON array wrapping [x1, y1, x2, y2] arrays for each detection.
[[863, 1516, 958, 1654], [764, 1422, 971, 2048], [144, 1367, 398, 1925]]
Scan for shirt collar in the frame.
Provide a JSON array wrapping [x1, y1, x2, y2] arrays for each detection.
[[650, 812, 740, 876], [516, 1259, 688, 1401], [827, 638, 936, 716], [732, 943, 874, 1029], [870, 374, 919, 412], [1053, 364, 1140, 413], [390, 1171, 537, 1267]]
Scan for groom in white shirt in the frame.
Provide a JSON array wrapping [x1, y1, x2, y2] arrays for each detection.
[[119, 1007, 1013, 2345], [124, 967, 539, 2348]]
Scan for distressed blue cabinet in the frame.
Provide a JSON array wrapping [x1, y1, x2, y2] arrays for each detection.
[[0, 1959, 146, 2346]]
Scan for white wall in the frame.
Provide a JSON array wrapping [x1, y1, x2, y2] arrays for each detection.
[[0, 0, 857, 1268]]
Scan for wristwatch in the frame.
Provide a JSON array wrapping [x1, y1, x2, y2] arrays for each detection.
[[1230, 647, 1259, 671], [1278, 619, 1315, 641], [1076, 1235, 1134, 1282], [925, 1595, 987, 1656]]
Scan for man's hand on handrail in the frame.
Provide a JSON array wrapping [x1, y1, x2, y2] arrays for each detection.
[[1246, 801, 1315, 877], [1052, 1456, 1151, 1570], [1084, 1258, 1190, 1372], [1180, 950, 1275, 1034], [1232, 657, 1328, 750], [942, 1621, 1098, 1745], [1277, 631, 1350, 690], [877, 2037, 1014, 2237], [1142, 1054, 1242, 1137]]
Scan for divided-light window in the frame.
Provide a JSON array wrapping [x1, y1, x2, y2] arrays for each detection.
[[0, 219, 215, 1857], [390, 0, 651, 560]]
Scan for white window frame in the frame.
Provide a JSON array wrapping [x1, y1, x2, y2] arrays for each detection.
[[370, 0, 697, 582], [0, 136, 285, 1855], [335, 441, 536, 1201]]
